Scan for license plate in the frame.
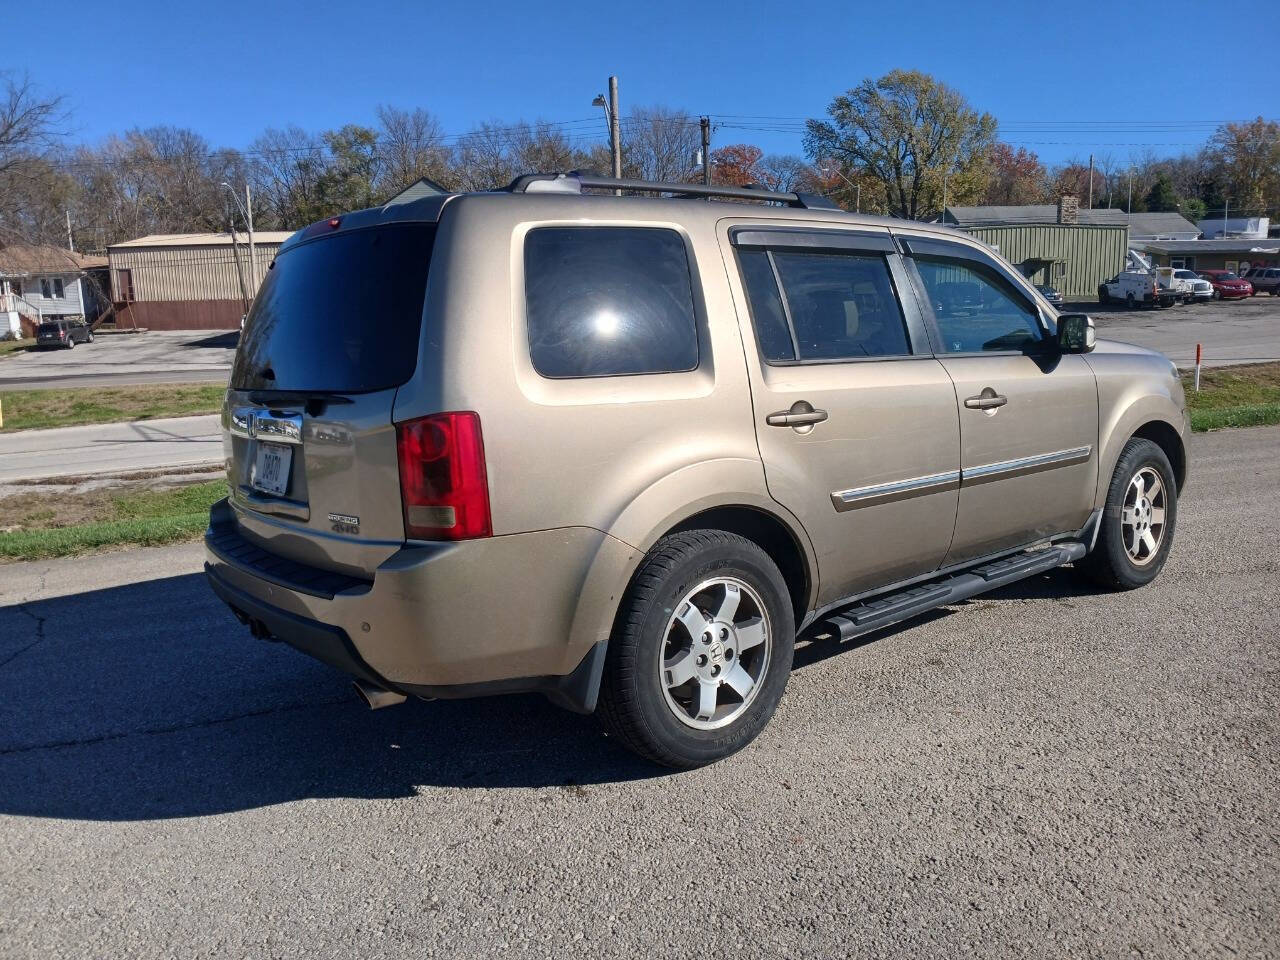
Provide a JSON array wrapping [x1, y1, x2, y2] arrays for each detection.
[[251, 442, 292, 496]]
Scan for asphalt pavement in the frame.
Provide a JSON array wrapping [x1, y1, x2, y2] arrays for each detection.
[[0, 425, 1276, 958], [1085, 294, 1280, 368], [0, 330, 234, 391], [0, 414, 222, 482]]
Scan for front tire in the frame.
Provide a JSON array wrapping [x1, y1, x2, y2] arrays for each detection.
[[597, 530, 794, 768], [1078, 438, 1178, 590]]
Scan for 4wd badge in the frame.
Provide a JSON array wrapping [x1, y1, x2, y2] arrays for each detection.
[[328, 513, 360, 534]]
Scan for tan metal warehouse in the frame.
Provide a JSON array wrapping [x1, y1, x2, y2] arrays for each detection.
[[108, 232, 293, 330], [943, 202, 1129, 301]]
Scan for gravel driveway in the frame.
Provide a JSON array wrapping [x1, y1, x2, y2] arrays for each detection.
[[0, 427, 1276, 959]]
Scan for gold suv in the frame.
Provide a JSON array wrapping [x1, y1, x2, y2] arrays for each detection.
[[206, 173, 1188, 768]]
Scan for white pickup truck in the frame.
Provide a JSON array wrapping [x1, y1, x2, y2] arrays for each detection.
[[1099, 271, 1180, 309]]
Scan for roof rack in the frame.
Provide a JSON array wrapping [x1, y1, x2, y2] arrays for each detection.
[[505, 172, 840, 211]]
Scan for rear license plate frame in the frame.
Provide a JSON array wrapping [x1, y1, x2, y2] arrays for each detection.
[[251, 441, 293, 496]]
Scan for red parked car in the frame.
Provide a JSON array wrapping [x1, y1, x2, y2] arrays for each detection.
[[1196, 269, 1253, 300]]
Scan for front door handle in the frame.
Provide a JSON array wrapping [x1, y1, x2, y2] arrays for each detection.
[[766, 401, 829, 429], [964, 388, 1008, 411]]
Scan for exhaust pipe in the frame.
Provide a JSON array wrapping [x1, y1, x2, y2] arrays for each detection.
[[353, 679, 407, 710]]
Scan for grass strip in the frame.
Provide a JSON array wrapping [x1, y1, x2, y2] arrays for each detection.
[[1182, 362, 1280, 432], [0, 383, 224, 432], [0, 480, 226, 562]]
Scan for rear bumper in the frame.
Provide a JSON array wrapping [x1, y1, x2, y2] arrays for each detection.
[[204, 499, 631, 712]]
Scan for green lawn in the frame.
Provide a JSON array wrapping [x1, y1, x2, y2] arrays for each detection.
[[0, 338, 35, 357], [0, 383, 225, 431], [1183, 362, 1280, 432], [0, 480, 225, 562]]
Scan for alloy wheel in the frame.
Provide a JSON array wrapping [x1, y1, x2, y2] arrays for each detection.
[[1122, 467, 1167, 566], [660, 577, 771, 730]]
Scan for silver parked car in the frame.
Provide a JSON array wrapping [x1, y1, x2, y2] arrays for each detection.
[[206, 173, 1189, 767]]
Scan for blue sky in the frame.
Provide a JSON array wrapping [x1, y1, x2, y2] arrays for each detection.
[[9, 0, 1277, 166]]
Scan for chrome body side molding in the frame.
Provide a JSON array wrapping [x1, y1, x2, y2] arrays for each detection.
[[831, 446, 1093, 510], [831, 470, 961, 511]]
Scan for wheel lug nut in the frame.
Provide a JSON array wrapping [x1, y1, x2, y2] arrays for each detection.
[[725, 649, 734, 660], [696, 654, 708, 667], [710, 664, 721, 677], [720, 628, 729, 640], [702, 632, 711, 644]]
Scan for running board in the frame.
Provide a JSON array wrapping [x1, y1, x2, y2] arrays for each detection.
[[819, 542, 1087, 642]]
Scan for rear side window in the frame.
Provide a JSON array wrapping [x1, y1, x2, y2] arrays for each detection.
[[737, 248, 910, 361], [524, 227, 698, 378], [913, 257, 1043, 353], [231, 223, 436, 393]]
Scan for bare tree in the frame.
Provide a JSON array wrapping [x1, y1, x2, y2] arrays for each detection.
[[376, 105, 452, 194], [623, 106, 699, 183]]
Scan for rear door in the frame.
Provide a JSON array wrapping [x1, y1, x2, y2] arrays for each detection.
[[899, 235, 1099, 566], [224, 220, 437, 577], [725, 225, 960, 604]]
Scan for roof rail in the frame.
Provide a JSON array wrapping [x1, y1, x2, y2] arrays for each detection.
[[505, 172, 840, 211]]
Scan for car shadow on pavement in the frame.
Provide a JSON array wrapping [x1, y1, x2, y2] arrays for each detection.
[[0, 574, 662, 822], [184, 331, 240, 349]]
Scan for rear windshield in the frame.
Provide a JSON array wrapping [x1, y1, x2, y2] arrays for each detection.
[[231, 223, 436, 392], [38, 322, 62, 334]]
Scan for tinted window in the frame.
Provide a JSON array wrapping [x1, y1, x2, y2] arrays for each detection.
[[914, 257, 1043, 353], [736, 250, 795, 361], [738, 249, 909, 361], [524, 227, 698, 378], [231, 224, 435, 393]]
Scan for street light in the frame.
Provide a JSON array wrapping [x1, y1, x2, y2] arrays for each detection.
[[222, 181, 257, 293], [819, 163, 860, 213], [592, 78, 622, 193]]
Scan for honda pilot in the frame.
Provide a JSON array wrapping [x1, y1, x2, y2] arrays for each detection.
[[206, 173, 1189, 768]]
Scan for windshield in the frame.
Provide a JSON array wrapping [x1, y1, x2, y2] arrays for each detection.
[[37, 322, 61, 334], [1219, 273, 1238, 280], [1174, 271, 1195, 279], [231, 223, 437, 393]]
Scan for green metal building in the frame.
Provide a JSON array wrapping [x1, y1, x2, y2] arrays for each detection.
[[943, 203, 1129, 301]]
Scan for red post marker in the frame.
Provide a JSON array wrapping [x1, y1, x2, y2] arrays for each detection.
[[1194, 343, 1202, 392]]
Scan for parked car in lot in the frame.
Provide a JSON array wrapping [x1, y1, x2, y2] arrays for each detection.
[[206, 172, 1189, 768], [1173, 269, 1213, 301], [1035, 283, 1063, 306], [35, 319, 93, 349], [1099, 272, 1177, 308], [1244, 266, 1280, 295], [1196, 269, 1253, 299]]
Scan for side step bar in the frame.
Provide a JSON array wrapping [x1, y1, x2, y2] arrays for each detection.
[[819, 542, 1087, 642]]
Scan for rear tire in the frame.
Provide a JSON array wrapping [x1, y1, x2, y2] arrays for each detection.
[[1078, 438, 1177, 590], [1126, 292, 1136, 310], [597, 529, 794, 768]]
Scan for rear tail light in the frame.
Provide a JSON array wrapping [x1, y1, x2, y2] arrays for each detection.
[[395, 411, 492, 540]]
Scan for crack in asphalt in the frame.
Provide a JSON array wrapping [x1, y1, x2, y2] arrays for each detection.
[[0, 604, 47, 671], [0, 696, 350, 758]]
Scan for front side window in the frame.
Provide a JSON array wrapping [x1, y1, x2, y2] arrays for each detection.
[[737, 248, 910, 361], [914, 257, 1044, 353], [524, 227, 698, 378]]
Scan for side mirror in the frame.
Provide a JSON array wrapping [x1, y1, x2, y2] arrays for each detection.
[[1057, 313, 1095, 354]]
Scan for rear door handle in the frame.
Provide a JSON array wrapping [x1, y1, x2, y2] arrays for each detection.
[[964, 389, 1008, 410], [766, 403, 829, 428]]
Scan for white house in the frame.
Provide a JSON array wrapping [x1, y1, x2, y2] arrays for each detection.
[[0, 243, 108, 339]]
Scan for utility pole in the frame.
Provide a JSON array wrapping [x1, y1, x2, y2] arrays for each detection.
[[65, 210, 74, 252], [608, 76, 621, 196], [1127, 167, 1133, 219], [942, 172, 949, 219], [1223, 198, 1230, 239], [1088, 153, 1095, 209], [245, 182, 257, 293], [700, 116, 711, 187]]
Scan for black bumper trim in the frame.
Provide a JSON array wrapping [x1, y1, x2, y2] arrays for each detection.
[[204, 562, 398, 693], [205, 517, 370, 600]]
